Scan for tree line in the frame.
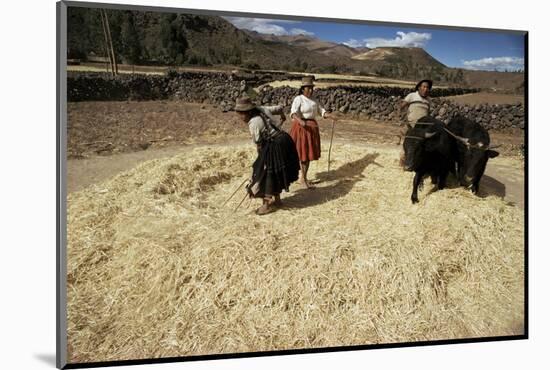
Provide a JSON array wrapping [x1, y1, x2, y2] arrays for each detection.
[[68, 8, 192, 65]]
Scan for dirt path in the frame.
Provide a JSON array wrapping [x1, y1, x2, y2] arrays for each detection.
[[483, 164, 524, 208], [67, 145, 185, 193]]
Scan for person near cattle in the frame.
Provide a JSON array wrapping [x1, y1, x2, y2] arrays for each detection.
[[234, 96, 300, 215], [398, 79, 433, 167], [289, 76, 335, 188], [400, 79, 433, 125]]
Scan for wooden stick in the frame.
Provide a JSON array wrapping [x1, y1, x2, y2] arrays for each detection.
[[102, 9, 118, 75], [327, 119, 336, 172], [148, 136, 173, 143], [234, 191, 249, 212], [222, 178, 248, 207], [99, 10, 113, 75], [80, 140, 113, 146]]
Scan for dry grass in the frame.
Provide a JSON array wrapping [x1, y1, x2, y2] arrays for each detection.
[[442, 92, 524, 106], [67, 143, 524, 364], [284, 71, 415, 84], [260, 74, 449, 89], [67, 64, 165, 76], [67, 63, 230, 75]]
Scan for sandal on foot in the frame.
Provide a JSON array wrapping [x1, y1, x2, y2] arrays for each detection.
[[255, 204, 275, 215]]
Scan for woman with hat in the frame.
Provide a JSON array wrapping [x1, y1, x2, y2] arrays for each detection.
[[234, 96, 300, 215], [289, 75, 334, 188]]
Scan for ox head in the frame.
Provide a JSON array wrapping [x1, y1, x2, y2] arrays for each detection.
[[403, 128, 438, 171], [460, 139, 500, 185]]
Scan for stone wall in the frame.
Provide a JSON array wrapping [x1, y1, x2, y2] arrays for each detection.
[[67, 71, 524, 130], [257, 85, 524, 129]]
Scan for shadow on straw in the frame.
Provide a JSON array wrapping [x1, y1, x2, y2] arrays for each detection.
[[478, 175, 506, 199], [283, 153, 379, 209], [422, 172, 506, 202]]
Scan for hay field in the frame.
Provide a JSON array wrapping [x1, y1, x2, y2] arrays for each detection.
[[263, 80, 415, 89], [285, 71, 417, 85], [442, 92, 524, 106], [263, 72, 445, 89], [67, 143, 524, 363]]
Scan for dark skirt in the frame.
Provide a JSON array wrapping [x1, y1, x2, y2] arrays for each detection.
[[289, 118, 321, 162], [247, 131, 300, 198]]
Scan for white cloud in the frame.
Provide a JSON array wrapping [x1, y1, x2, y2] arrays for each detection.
[[341, 32, 431, 49], [342, 39, 364, 48], [364, 31, 432, 48], [290, 28, 315, 36], [462, 57, 524, 71], [223, 17, 305, 36]]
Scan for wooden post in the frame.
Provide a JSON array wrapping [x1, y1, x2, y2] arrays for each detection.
[[99, 9, 114, 75], [102, 9, 118, 75], [327, 119, 336, 173]]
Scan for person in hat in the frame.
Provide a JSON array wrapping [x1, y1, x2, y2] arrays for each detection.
[[398, 79, 433, 167], [289, 75, 335, 188], [399, 79, 433, 126], [234, 96, 300, 215]]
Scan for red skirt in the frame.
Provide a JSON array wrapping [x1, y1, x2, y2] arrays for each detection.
[[289, 118, 321, 161]]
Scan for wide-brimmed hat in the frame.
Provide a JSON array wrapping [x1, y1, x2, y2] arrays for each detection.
[[234, 96, 256, 112], [415, 79, 433, 91], [301, 76, 315, 87]]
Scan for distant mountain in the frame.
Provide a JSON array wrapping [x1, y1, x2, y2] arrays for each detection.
[[245, 31, 369, 59], [174, 18, 354, 73], [353, 46, 446, 69], [241, 30, 457, 82]]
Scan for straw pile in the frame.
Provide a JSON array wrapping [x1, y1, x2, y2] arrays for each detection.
[[67, 143, 524, 363]]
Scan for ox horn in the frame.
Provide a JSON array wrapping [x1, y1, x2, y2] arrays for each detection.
[[456, 136, 470, 146], [442, 126, 470, 147], [424, 131, 437, 139], [486, 144, 502, 150]]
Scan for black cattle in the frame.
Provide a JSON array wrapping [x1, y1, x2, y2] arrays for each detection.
[[403, 116, 456, 203], [447, 116, 500, 194]]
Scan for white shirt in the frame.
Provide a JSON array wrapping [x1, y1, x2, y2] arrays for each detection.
[[404, 91, 431, 124], [248, 105, 284, 144], [290, 94, 327, 120]]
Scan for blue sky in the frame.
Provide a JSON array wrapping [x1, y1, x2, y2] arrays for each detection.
[[224, 17, 525, 71]]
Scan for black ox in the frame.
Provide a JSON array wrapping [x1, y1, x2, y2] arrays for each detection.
[[447, 115, 500, 194], [403, 116, 455, 204]]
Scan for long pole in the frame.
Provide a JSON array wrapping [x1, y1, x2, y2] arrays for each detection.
[[99, 10, 113, 75], [102, 9, 118, 75], [327, 119, 336, 172]]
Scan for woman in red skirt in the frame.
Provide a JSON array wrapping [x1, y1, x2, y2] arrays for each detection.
[[289, 76, 335, 188]]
